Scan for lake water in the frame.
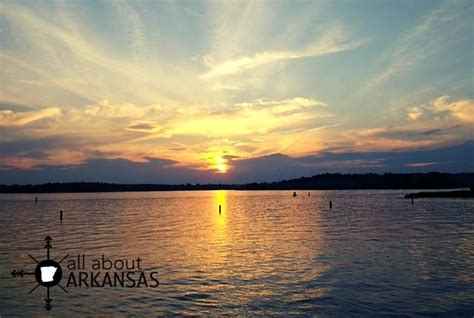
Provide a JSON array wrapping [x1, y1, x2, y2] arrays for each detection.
[[0, 190, 472, 316]]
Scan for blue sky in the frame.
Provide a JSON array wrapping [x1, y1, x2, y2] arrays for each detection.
[[0, 0, 473, 184]]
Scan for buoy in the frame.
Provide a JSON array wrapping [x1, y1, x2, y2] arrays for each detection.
[[219, 205, 221, 214], [329, 200, 333, 209], [60, 210, 63, 220]]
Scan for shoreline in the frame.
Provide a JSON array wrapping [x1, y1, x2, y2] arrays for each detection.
[[1, 173, 473, 194], [405, 189, 474, 198], [0, 187, 472, 195]]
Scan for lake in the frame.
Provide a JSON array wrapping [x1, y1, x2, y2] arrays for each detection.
[[0, 190, 472, 316]]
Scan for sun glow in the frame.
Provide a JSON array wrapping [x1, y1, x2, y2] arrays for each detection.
[[214, 156, 228, 173]]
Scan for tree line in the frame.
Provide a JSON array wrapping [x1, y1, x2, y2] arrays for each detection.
[[0, 172, 472, 193]]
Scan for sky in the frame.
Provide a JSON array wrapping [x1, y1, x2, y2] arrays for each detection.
[[0, 0, 473, 184]]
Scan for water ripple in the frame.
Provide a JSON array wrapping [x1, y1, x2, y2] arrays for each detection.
[[0, 190, 472, 316]]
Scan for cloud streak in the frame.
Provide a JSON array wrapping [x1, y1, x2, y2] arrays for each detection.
[[0, 107, 60, 127], [364, 1, 471, 89], [203, 28, 366, 78]]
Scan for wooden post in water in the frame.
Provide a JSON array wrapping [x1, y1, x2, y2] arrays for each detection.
[[329, 200, 333, 209], [60, 210, 63, 220], [35, 196, 38, 203], [219, 205, 221, 214], [411, 198, 414, 205]]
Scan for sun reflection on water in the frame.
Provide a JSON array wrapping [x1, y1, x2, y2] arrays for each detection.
[[1, 191, 471, 315], [212, 190, 228, 245]]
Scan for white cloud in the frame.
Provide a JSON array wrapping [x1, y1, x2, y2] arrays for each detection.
[[202, 30, 365, 78], [407, 95, 474, 124], [407, 106, 423, 121], [235, 97, 327, 115]]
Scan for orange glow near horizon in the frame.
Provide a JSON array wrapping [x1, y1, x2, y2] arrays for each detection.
[[1, 1, 472, 176]]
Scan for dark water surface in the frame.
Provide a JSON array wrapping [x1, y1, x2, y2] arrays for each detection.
[[0, 190, 472, 316]]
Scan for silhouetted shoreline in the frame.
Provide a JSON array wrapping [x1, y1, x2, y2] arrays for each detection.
[[0, 172, 472, 193], [405, 188, 474, 198]]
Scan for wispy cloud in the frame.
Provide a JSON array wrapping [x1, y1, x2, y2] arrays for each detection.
[[364, 1, 471, 89], [0, 1, 472, 180], [202, 28, 365, 78], [0, 2, 205, 106], [0, 107, 60, 127]]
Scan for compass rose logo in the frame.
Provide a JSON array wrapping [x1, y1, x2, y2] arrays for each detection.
[[11, 236, 69, 311]]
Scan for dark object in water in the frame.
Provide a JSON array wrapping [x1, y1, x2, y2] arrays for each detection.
[[293, 192, 297, 197], [329, 200, 333, 209], [219, 205, 221, 214], [405, 188, 474, 199], [60, 210, 63, 220], [35, 196, 38, 203]]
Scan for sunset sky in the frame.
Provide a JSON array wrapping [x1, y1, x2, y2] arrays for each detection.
[[0, 0, 473, 184]]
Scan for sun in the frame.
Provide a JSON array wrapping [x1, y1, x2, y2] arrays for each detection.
[[214, 156, 228, 173]]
